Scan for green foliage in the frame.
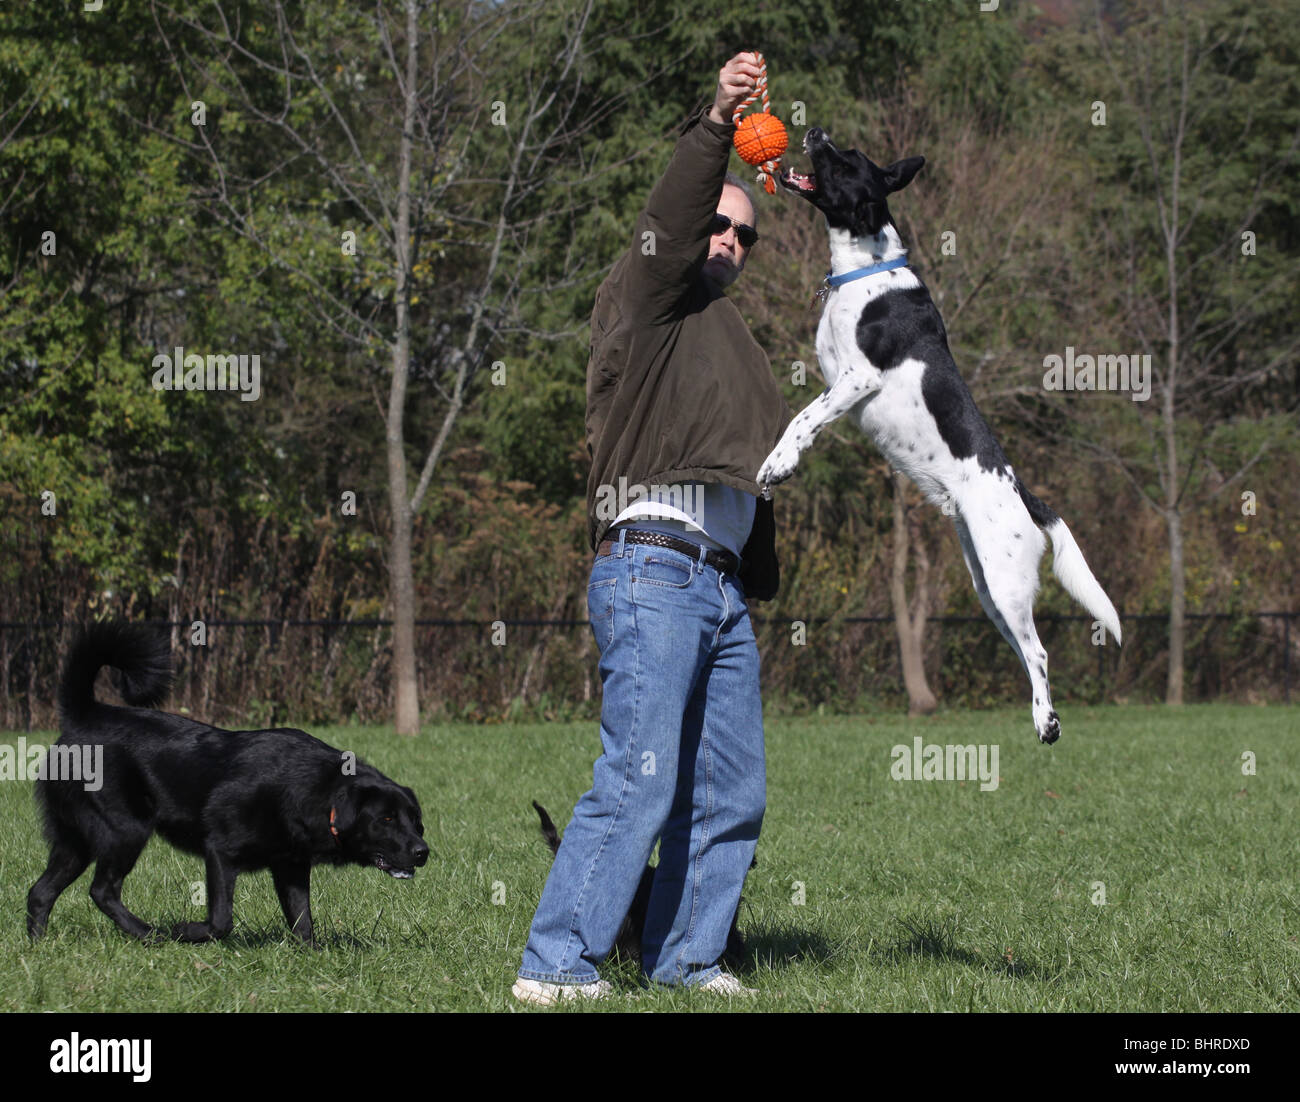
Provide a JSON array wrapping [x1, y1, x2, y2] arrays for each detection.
[[0, 0, 1295, 713]]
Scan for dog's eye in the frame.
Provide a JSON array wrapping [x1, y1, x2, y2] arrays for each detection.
[[382, 816, 393, 822]]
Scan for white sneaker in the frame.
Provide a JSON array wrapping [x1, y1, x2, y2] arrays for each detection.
[[696, 972, 757, 996], [512, 977, 613, 1006]]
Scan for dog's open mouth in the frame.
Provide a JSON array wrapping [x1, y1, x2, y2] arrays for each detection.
[[779, 128, 821, 194], [779, 167, 817, 193], [374, 855, 415, 879]]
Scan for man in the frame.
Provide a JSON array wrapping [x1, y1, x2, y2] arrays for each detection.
[[514, 53, 790, 1004]]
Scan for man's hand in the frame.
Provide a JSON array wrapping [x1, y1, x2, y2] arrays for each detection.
[[709, 53, 763, 126]]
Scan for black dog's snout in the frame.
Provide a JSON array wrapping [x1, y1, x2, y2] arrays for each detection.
[[414, 844, 430, 866], [806, 126, 826, 144]]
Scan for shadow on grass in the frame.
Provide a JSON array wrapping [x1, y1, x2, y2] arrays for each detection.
[[738, 922, 836, 968], [873, 914, 1057, 981], [25, 912, 432, 952], [132, 914, 432, 952]]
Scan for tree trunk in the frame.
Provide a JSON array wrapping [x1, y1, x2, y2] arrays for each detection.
[[386, 0, 421, 736], [1163, 126, 1184, 708], [1166, 505, 1186, 705], [890, 472, 937, 715]]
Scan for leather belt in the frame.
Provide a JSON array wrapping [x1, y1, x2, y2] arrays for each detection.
[[597, 529, 740, 575]]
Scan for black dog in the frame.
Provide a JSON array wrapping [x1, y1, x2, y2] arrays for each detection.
[[27, 622, 428, 946], [532, 801, 748, 968]]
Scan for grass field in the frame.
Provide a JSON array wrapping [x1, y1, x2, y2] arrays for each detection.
[[2, 704, 1297, 1013]]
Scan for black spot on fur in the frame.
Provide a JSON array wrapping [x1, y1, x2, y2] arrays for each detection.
[[1015, 477, 1060, 529], [854, 288, 1011, 475]]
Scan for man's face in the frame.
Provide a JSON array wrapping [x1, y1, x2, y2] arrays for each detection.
[[702, 184, 756, 289]]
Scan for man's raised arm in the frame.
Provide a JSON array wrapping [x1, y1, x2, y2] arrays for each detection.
[[623, 53, 764, 323]]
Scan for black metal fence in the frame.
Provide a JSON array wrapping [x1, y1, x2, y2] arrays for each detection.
[[1, 611, 1293, 731]]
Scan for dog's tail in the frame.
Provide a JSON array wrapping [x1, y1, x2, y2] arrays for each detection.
[[1015, 480, 1122, 645], [532, 801, 561, 856], [59, 621, 173, 721]]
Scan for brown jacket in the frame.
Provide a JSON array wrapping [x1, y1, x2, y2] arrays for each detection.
[[585, 104, 792, 599]]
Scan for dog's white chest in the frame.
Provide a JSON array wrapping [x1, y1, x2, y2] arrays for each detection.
[[814, 268, 917, 384], [815, 285, 868, 390], [814, 280, 954, 499]]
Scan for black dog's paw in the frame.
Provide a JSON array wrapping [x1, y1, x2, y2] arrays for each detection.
[[170, 921, 216, 943]]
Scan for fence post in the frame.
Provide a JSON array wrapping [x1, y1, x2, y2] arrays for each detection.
[[1285, 613, 1292, 705]]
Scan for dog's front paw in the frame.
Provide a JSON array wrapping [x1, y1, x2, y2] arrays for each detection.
[[757, 447, 799, 489], [1036, 711, 1060, 745]]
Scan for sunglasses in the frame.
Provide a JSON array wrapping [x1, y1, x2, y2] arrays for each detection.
[[710, 213, 759, 249]]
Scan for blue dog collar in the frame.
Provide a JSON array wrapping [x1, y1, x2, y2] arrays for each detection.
[[825, 255, 909, 287]]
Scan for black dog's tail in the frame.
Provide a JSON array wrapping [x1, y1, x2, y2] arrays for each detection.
[[59, 622, 173, 721], [532, 801, 561, 856]]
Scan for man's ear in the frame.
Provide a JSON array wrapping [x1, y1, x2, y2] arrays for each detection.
[[882, 156, 925, 194]]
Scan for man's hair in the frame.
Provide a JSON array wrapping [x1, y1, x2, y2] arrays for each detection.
[[722, 171, 758, 229]]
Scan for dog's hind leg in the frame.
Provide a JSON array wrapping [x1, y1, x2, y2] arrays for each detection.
[[27, 842, 91, 939], [88, 838, 163, 941], [954, 513, 1060, 744], [271, 862, 317, 947], [954, 515, 1021, 654], [171, 850, 236, 942]]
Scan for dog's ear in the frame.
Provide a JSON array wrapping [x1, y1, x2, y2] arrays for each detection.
[[329, 780, 369, 836], [882, 156, 925, 194]]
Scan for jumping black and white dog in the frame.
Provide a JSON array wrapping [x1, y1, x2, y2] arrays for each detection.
[[759, 128, 1121, 744]]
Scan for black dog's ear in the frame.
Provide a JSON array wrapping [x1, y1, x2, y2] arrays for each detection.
[[882, 156, 925, 194], [329, 781, 367, 836]]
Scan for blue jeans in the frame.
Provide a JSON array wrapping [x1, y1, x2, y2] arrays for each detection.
[[518, 532, 765, 987]]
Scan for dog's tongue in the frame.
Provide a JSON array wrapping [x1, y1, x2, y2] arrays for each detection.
[[782, 168, 816, 192]]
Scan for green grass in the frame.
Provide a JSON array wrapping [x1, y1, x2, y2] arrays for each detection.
[[3, 704, 1298, 1012]]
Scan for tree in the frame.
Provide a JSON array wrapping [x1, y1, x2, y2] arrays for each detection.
[[1061, 0, 1300, 703], [0, 3, 216, 625], [148, 0, 602, 733]]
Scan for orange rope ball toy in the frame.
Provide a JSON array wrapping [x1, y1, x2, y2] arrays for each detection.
[[731, 52, 787, 195]]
